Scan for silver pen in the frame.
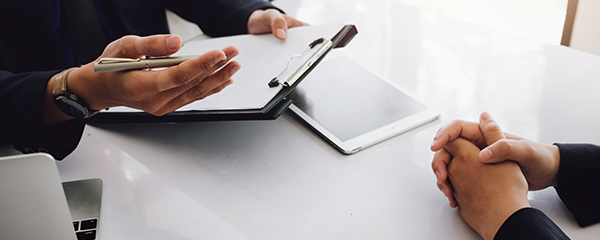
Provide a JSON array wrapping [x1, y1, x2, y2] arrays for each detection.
[[94, 56, 198, 73]]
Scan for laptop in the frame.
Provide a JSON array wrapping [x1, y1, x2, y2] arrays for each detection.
[[0, 153, 102, 240]]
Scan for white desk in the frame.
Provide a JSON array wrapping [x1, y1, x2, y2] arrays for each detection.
[[5, 1, 600, 239]]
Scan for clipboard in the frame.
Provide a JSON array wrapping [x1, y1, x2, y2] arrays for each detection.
[[88, 24, 357, 123]]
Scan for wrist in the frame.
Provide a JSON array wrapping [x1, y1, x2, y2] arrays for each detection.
[[66, 64, 113, 111], [548, 144, 561, 187]]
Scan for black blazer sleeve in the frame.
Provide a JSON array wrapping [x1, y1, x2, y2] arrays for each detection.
[[494, 208, 569, 240], [163, 0, 281, 37], [554, 143, 600, 227], [0, 70, 85, 160]]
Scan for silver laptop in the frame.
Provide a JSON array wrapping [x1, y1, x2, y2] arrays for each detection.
[[0, 153, 102, 240]]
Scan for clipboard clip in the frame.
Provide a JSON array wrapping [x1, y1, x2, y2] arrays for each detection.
[[268, 38, 333, 88]]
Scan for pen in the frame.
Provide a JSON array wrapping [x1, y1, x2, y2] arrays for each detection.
[[94, 56, 198, 73]]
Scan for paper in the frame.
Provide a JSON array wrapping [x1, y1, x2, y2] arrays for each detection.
[[107, 24, 345, 113]]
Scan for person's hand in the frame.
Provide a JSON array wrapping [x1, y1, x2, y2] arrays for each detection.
[[44, 34, 240, 124], [479, 134, 560, 190], [431, 112, 508, 207], [430, 113, 562, 207], [445, 137, 530, 240], [247, 9, 309, 40]]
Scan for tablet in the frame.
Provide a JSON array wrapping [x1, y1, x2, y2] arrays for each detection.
[[287, 57, 440, 154]]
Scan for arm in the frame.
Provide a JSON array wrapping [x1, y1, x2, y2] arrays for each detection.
[[2, 34, 241, 160], [0, 70, 85, 160], [164, 0, 307, 39], [494, 208, 569, 240], [554, 143, 600, 227]]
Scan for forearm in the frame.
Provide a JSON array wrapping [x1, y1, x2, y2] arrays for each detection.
[[0, 70, 84, 160]]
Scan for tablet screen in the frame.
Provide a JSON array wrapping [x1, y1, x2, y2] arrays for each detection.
[[287, 57, 427, 141]]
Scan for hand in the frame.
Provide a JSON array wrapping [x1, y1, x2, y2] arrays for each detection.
[[479, 136, 560, 190], [43, 34, 240, 124], [247, 9, 309, 40], [430, 113, 561, 199], [445, 138, 530, 240], [431, 112, 508, 207]]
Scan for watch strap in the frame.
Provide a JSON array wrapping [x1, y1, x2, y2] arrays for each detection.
[[52, 68, 100, 118]]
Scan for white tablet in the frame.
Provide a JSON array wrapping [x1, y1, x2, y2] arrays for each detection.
[[288, 57, 440, 154]]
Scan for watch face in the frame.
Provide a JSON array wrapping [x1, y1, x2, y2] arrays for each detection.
[[55, 96, 88, 118]]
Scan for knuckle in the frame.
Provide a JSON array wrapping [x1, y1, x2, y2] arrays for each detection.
[[118, 35, 138, 56], [199, 60, 214, 73], [171, 70, 191, 86], [192, 87, 208, 100], [496, 140, 513, 154], [482, 122, 501, 133]]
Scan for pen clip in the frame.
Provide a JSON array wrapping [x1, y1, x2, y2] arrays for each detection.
[[97, 58, 141, 64], [268, 37, 332, 88]]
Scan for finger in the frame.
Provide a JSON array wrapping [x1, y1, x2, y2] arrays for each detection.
[[431, 120, 484, 152], [283, 15, 310, 28], [438, 179, 458, 208], [154, 62, 240, 115], [443, 138, 480, 162], [268, 11, 289, 39], [157, 47, 235, 91], [109, 35, 182, 59], [478, 112, 506, 146], [134, 46, 238, 113], [432, 149, 452, 183], [449, 196, 458, 208], [438, 180, 455, 199], [479, 139, 533, 163]]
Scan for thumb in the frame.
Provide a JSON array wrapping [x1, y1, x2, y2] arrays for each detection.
[[479, 139, 531, 164], [106, 34, 182, 59], [270, 13, 288, 40], [479, 112, 506, 146]]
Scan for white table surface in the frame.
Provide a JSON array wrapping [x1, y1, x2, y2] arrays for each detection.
[[3, 1, 600, 239]]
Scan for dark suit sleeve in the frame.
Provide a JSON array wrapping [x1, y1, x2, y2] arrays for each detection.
[[494, 208, 570, 240], [0, 70, 85, 160], [554, 143, 600, 227], [164, 0, 281, 37]]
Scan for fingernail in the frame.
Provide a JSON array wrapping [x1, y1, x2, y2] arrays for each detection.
[[230, 64, 240, 75], [480, 149, 493, 162], [277, 29, 287, 39], [434, 170, 441, 181], [166, 36, 181, 50], [431, 139, 437, 149]]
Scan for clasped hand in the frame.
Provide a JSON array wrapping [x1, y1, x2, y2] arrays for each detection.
[[430, 112, 561, 239]]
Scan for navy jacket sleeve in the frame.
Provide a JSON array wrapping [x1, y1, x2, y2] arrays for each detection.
[[0, 70, 85, 160], [494, 208, 569, 240], [554, 143, 600, 227], [163, 0, 280, 37]]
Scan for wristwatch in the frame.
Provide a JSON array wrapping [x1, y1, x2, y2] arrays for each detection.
[[52, 68, 101, 118]]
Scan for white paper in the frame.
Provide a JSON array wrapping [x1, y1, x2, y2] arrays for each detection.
[[106, 24, 345, 113]]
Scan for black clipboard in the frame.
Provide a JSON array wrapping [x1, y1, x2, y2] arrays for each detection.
[[88, 25, 357, 123]]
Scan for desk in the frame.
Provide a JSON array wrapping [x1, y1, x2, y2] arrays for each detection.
[[7, 1, 600, 239]]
